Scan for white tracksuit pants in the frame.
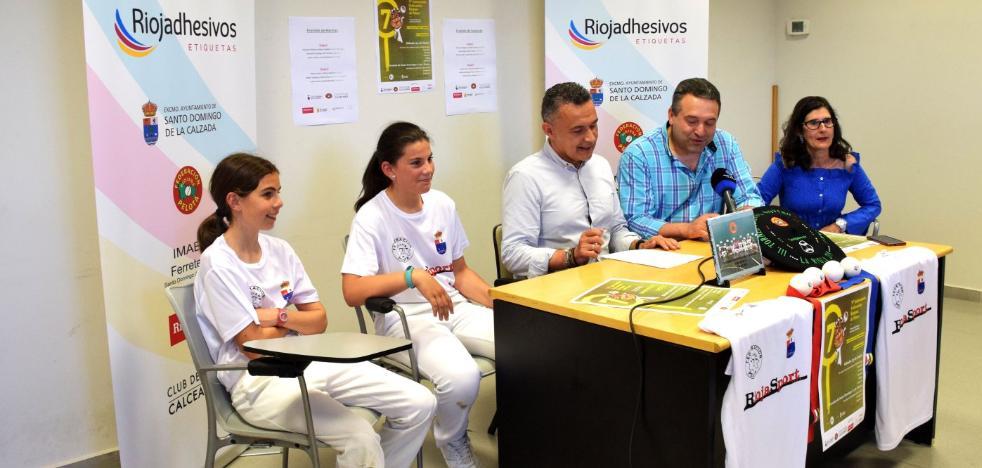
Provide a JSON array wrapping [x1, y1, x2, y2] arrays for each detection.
[[374, 299, 495, 447], [231, 360, 436, 468]]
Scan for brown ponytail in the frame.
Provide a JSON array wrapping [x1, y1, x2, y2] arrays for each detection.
[[354, 122, 430, 212], [197, 153, 278, 251]]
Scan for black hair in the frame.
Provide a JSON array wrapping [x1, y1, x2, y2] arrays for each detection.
[[778, 96, 852, 170], [670, 78, 721, 114], [354, 122, 430, 212], [197, 153, 278, 251], [541, 82, 592, 122]]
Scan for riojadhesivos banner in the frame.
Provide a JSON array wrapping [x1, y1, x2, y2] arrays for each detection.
[[82, 1, 255, 465], [545, 0, 708, 169]]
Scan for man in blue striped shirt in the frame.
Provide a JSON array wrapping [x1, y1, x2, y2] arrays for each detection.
[[618, 78, 763, 241]]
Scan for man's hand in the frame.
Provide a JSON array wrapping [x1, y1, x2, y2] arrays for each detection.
[[413, 269, 454, 321], [573, 227, 605, 264], [686, 213, 718, 241], [640, 235, 680, 250], [820, 223, 842, 233]]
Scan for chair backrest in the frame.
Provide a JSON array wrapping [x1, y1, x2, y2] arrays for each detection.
[[165, 284, 238, 427], [342, 235, 371, 334], [492, 223, 514, 281]]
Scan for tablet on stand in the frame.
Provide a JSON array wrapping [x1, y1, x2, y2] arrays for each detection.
[[706, 210, 766, 287]]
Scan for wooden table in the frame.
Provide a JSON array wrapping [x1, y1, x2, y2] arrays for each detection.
[[491, 240, 951, 467]]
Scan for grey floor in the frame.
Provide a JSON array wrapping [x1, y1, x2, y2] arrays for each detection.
[[228, 297, 982, 468]]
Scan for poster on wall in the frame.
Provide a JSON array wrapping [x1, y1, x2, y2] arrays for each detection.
[[374, 0, 434, 94], [817, 282, 870, 451], [82, 0, 255, 465], [289, 17, 359, 125], [442, 19, 497, 115], [545, 0, 708, 170]]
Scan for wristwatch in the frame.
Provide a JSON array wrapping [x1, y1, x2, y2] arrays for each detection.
[[834, 217, 848, 232], [275, 308, 288, 327]]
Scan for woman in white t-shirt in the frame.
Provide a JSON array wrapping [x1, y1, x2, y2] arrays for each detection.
[[194, 153, 435, 468], [342, 122, 494, 468]]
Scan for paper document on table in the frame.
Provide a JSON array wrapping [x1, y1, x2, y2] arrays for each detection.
[[599, 249, 703, 269], [823, 232, 877, 253]]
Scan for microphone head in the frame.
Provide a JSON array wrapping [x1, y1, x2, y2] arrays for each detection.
[[711, 168, 737, 195]]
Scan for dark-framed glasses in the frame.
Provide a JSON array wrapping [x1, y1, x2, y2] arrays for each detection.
[[803, 117, 834, 130]]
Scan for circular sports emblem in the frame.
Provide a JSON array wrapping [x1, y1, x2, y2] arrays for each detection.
[[391, 237, 413, 262], [173, 166, 203, 214], [249, 285, 266, 308], [745, 344, 763, 379], [770, 216, 789, 227], [613, 122, 644, 153], [892, 283, 904, 309]]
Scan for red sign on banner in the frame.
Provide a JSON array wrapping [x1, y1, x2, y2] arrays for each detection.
[[169, 313, 185, 346]]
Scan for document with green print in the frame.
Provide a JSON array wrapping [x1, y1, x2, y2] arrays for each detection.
[[823, 232, 877, 253], [572, 278, 747, 316], [817, 281, 871, 451]]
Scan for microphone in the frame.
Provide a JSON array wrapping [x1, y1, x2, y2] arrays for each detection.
[[711, 168, 738, 214]]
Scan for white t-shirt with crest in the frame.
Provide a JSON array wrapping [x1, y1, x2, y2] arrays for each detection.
[[342, 189, 469, 305]]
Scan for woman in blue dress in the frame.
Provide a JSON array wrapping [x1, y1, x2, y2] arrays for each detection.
[[758, 96, 881, 234]]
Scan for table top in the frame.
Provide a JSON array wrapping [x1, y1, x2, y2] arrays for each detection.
[[243, 332, 412, 363], [490, 240, 952, 353]]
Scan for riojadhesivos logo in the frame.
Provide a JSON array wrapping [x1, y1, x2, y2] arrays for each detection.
[[567, 19, 602, 50], [115, 9, 156, 57], [142, 100, 159, 145]]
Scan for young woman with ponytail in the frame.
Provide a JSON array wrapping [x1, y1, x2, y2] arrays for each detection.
[[194, 153, 435, 468], [342, 122, 494, 468]]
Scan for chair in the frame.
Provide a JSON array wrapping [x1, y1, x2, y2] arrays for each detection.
[[166, 284, 383, 468], [342, 237, 498, 433], [491, 223, 515, 286]]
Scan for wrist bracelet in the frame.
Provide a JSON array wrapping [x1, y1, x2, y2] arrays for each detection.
[[565, 247, 577, 269], [405, 266, 416, 289]]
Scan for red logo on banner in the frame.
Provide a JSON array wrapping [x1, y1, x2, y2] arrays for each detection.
[[169, 313, 185, 346], [411, 86, 421, 92], [613, 121, 644, 153], [453, 92, 463, 98], [173, 166, 203, 214]]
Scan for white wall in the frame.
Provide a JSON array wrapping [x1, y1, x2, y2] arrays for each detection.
[[775, 0, 981, 291], [0, 2, 118, 466], [709, 0, 778, 176]]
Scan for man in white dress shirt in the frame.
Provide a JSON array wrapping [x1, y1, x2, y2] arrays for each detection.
[[501, 82, 678, 278]]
